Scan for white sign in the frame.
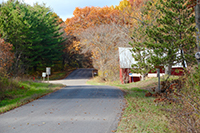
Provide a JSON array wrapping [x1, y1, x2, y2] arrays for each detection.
[[46, 67, 51, 75], [42, 72, 46, 77]]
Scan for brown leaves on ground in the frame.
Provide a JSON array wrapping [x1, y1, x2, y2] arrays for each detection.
[[145, 79, 182, 104], [145, 92, 152, 97]]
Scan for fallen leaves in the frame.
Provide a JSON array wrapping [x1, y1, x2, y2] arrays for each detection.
[[145, 92, 152, 97]]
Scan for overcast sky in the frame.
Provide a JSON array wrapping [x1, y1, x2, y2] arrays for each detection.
[[0, 0, 120, 21]]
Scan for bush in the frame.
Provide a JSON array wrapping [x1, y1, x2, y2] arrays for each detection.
[[146, 66, 200, 132], [164, 67, 200, 133], [0, 68, 20, 100]]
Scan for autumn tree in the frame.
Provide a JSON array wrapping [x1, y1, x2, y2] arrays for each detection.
[[79, 23, 130, 80], [65, 6, 119, 35], [64, 6, 121, 70], [64, 6, 120, 50], [114, 0, 150, 34], [0, 38, 14, 70]]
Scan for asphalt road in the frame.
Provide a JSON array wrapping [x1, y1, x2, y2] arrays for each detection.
[[0, 68, 125, 133]]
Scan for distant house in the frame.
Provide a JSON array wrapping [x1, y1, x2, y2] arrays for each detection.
[[118, 47, 185, 84]]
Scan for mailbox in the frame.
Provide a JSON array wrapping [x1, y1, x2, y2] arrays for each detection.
[[42, 72, 46, 78], [195, 52, 200, 62]]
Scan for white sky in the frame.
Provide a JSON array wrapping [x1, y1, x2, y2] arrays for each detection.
[[0, 0, 121, 21]]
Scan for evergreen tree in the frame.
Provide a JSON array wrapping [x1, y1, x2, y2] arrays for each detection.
[[130, 0, 160, 80], [130, 23, 153, 80], [145, 0, 196, 75], [0, 0, 65, 73], [22, 3, 65, 71]]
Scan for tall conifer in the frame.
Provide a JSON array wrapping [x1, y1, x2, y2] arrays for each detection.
[[0, 0, 65, 73], [145, 0, 196, 74]]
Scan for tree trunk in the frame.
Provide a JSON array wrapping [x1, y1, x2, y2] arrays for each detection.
[[195, 1, 200, 51], [165, 64, 172, 75], [62, 55, 65, 71], [33, 66, 37, 72], [181, 49, 186, 68], [142, 73, 148, 81]]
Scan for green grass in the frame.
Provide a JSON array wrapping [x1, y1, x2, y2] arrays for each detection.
[[0, 81, 64, 114], [117, 87, 173, 133], [87, 77, 174, 133]]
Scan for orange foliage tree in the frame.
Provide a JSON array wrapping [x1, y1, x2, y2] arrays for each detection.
[[65, 6, 120, 36], [114, 0, 150, 29], [64, 1, 155, 79], [64, 6, 121, 69], [0, 38, 14, 70], [79, 23, 131, 80], [65, 6, 120, 49]]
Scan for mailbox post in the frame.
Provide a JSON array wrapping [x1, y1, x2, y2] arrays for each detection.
[[46, 67, 51, 82]]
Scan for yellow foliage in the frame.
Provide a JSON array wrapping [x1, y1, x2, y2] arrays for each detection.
[[115, 0, 132, 11]]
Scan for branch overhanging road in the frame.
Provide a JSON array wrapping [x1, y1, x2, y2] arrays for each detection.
[[0, 68, 125, 133]]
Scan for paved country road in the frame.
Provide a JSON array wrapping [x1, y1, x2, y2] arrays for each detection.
[[0, 68, 125, 133]]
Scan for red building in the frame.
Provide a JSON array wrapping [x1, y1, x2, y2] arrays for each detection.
[[118, 47, 185, 84]]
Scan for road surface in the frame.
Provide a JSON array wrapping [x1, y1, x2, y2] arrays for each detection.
[[0, 68, 125, 133]]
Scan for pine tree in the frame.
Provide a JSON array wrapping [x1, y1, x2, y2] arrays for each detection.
[[23, 4, 65, 71], [0, 0, 65, 73], [145, 0, 196, 75], [130, 23, 153, 80], [130, 0, 160, 80]]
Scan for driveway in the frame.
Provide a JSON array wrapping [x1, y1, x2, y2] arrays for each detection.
[[0, 68, 125, 133]]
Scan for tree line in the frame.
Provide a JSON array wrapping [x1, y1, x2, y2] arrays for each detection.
[[64, 0, 198, 81], [0, 0, 66, 75], [0, 0, 199, 79]]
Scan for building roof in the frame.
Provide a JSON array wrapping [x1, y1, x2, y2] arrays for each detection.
[[118, 47, 137, 68]]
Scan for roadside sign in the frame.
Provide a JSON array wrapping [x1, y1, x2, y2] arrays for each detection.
[[42, 72, 46, 81], [42, 72, 46, 77], [46, 67, 51, 75]]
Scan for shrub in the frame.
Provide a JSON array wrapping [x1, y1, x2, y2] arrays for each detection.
[[161, 67, 200, 133]]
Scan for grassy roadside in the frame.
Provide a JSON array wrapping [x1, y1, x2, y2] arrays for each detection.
[[0, 80, 64, 114], [0, 69, 76, 114], [87, 77, 174, 133]]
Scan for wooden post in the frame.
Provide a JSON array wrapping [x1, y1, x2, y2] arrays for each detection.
[[157, 68, 161, 92], [155, 66, 163, 92]]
